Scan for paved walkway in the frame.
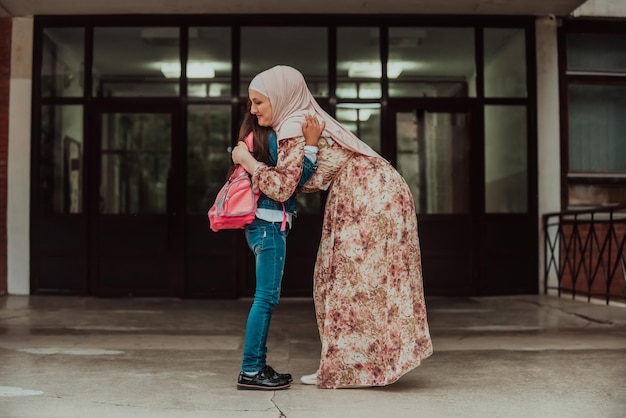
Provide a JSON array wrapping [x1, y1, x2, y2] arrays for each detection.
[[1, 294, 625, 418]]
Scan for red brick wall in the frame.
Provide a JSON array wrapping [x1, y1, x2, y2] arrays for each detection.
[[0, 18, 10, 295], [560, 222, 626, 301]]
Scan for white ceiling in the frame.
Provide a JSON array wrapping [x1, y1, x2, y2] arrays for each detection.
[[0, 0, 588, 18]]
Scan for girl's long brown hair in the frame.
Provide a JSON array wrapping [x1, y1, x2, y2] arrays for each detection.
[[226, 100, 272, 179]]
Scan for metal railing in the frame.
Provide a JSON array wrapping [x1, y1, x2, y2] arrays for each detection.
[[543, 205, 626, 304]]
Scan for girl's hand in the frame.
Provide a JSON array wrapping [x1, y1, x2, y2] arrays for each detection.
[[302, 114, 325, 147], [231, 141, 251, 165]]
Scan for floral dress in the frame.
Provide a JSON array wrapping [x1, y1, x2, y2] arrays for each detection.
[[254, 137, 433, 389]]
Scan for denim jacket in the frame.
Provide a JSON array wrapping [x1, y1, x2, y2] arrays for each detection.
[[256, 131, 317, 215]]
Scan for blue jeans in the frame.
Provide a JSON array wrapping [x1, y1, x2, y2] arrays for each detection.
[[241, 218, 289, 373]]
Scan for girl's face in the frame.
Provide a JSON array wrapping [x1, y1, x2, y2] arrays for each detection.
[[249, 89, 273, 127]]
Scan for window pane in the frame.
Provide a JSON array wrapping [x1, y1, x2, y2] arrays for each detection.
[[337, 27, 380, 99], [568, 184, 626, 208], [569, 84, 626, 173], [241, 27, 328, 97], [93, 27, 180, 97], [484, 28, 527, 98], [396, 110, 470, 214], [100, 113, 171, 214], [188, 27, 231, 98], [39, 105, 84, 214], [567, 34, 626, 73], [42, 28, 84, 98], [335, 104, 381, 154], [187, 105, 232, 215], [389, 27, 475, 98], [485, 106, 527, 213]]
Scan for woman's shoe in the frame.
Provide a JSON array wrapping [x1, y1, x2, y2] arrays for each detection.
[[300, 371, 318, 385]]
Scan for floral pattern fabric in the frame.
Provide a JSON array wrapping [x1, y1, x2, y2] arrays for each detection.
[[252, 137, 305, 201]]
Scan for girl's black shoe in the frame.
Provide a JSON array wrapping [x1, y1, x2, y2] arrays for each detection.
[[237, 369, 291, 390], [263, 365, 293, 383]]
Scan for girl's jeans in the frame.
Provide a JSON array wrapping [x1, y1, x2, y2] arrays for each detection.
[[241, 218, 289, 373]]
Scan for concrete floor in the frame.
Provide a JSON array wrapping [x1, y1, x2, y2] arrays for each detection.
[[0, 294, 625, 418]]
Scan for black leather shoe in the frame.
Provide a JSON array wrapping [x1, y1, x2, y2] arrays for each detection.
[[237, 369, 291, 391], [263, 365, 293, 383]]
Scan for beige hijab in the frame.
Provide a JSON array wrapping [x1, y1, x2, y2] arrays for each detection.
[[249, 65, 381, 159]]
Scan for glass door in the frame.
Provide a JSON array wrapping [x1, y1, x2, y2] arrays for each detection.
[[390, 104, 478, 295], [90, 104, 183, 296]]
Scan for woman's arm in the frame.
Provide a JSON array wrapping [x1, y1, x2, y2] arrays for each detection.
[[232, 135, 305, 202]]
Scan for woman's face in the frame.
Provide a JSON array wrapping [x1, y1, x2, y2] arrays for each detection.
[[249, 89, 273, 127]]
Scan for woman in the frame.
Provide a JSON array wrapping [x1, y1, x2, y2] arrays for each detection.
[[232, 65, 433, 389], [236, 106, 323, 391]]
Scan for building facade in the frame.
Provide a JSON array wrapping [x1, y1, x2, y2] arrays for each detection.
[[0, 0, 624, 299]]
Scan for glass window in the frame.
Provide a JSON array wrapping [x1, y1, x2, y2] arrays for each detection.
[[484, 28, 527, 98], [188, 27, 231, 98], [93, 27, 180, 97], [187, 105, 232, 215], [568, 184, 626, 207], [39, 105, 84, 214], [567, 34, 626, 74], [484, 106, 527, 213], [41, 28, 84, 98], [100, 113, 172, 214], [335, 103, 381, 154], [337, 27, 380, 99], [389, 27, 475, 98], [396, 110, 470, 214], [240, 27, 328, 96], [568, 84, 626, 173]]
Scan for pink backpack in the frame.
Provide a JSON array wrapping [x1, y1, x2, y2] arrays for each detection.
[[208, 133, 260, 232]]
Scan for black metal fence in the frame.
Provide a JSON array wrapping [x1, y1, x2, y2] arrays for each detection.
[[543, 205, 626, 304]]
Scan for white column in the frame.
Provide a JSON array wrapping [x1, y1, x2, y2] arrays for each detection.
[[535, 16, 561, 294], [7, 17, 33, 295]]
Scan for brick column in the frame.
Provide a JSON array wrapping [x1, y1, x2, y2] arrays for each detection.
[[0, 18, 11, 295]]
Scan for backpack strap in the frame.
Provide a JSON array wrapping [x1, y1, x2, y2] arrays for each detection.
[[244, 131, 254, 151]]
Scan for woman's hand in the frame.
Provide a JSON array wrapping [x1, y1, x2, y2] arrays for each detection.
[[302, 114, 325, 147]]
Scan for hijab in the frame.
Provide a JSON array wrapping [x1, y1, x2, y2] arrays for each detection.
[[248, 65, 381, 159]]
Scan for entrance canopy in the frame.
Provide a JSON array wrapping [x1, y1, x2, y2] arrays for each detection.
[[0, 0, 588, 18]]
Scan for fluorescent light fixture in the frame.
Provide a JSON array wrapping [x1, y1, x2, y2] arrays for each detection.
[[336, 108, 372, 122], [348, 61, 403, 79], [160, 62, 215, 79]]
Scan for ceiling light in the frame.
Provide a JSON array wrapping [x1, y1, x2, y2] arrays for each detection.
[[160, 62, 215, 79], [348, 62, 403, 79]]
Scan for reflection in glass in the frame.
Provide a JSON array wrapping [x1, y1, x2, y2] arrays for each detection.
[[335, 104, 381, 154], [187, 105, 232, 215], [188, 27, 231, 98], [568, 184, 626, 208], [484, 106, 527, 213], [100, 113, 171, 214], [568, 85, 626, 173], [396, 110, 469, 214], [241, 27, 328, 96], [389, 27, 475, 97], [39, 105, 84, 214], [567, 34, 626, 74], [484, 28, 527, 97], [93, 27, 180, 97], [337, 27, 381, 99], [42, 28, 84, 98]]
